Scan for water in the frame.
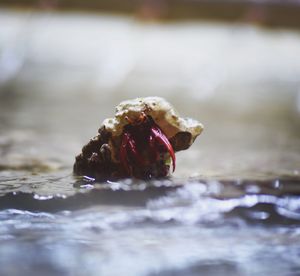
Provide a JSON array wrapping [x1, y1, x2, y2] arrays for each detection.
[[1, 180, 300, 276], [0, 9, 300, 276]]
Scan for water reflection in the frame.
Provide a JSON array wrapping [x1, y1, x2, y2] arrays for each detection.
[[0, 181, 300, 275]]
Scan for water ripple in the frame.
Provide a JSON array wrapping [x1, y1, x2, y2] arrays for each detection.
[[0, 182, 299, 235], [1, 182, 300, 276]]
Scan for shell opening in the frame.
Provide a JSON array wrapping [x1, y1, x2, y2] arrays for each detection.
[[119, 116, 175, 179]]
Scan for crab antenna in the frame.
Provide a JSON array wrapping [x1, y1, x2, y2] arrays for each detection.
[[150, 126, 176, 172]]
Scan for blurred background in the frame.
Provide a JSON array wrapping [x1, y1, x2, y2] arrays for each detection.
[[0, 0, 299, 180], [1, 2, 300, 276]]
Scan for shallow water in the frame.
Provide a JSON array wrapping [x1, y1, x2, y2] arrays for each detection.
[[1, 180, 300, 276], [0, 10, 300, 276]]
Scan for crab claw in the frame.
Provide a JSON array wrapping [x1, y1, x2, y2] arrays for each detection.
[[148, 132, 157, 161], [120, 132, 144, 175], [150, 125, 176, 172]]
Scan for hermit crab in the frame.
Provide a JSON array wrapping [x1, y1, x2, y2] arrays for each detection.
[[74, 97, 203, 179]]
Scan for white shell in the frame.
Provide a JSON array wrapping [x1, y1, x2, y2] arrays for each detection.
[[103, 97, 203, 148]]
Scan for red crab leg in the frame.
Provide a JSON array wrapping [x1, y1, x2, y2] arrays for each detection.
[[120, 132, 144, 175], [149, 132, 158, 162], [150, 126, 176, 172]]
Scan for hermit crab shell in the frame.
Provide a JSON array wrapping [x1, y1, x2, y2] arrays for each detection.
[[74, 97, 204, 179], [103, 97, 203, 155]]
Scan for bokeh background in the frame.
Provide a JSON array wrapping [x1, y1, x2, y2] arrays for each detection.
[[0, 0, 299, 180]]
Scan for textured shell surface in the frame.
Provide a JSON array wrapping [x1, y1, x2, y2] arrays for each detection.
[[74, 96, 203, 179], [103, 97, 203, 142]]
